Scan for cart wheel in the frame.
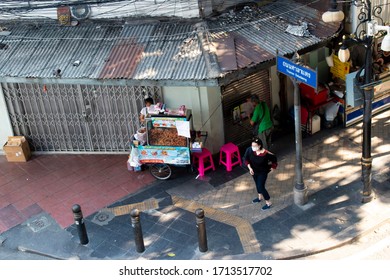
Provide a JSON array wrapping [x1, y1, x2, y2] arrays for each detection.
[[150, 163, 172, 180]]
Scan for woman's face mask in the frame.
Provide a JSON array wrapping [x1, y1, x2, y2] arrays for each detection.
[[252, 146, 259, 152]]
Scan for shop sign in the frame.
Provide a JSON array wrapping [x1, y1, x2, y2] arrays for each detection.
[[277, 56, 317, 89], [138, 145, 190, 165], [330, 54, 350, 81], [151, 117, 186, 128]]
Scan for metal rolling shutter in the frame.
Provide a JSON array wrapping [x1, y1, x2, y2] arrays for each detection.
[[2, 82, 161, 153], [222, 70, 271, 147]]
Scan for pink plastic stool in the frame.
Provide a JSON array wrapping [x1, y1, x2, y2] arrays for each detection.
[[219, 142, 242, 172], [192, 148, 215, 176]]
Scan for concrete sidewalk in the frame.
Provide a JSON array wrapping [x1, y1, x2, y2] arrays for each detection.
[[0, 110, 389, 260]]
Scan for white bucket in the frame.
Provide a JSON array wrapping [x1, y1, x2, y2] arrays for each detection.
[[311, 115, 321, 134], [136, 128, 147, 143]]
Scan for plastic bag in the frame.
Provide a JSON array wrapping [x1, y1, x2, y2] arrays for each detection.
[[324, 102, 341, 121], [129, 147, 141, 167], [127, 157, 134, 171]]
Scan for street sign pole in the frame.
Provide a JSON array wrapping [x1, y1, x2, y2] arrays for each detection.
[[292, 75, 307, 206], [277, 53, 316, 206]]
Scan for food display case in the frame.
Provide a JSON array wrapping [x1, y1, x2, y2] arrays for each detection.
[[131, 109, 193, 179], [139, 115, 191, 165]]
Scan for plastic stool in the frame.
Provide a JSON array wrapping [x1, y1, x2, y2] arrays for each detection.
[[219, 142, 242, 172], [192, 148, 215, 176]]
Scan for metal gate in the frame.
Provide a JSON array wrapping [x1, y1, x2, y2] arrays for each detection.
[[2, 82, 161, 152], [222, 70, 271, 146]]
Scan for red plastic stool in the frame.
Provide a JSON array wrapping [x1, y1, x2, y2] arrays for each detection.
[[219, 142, 242, 172], [192, 148, 215, 176]]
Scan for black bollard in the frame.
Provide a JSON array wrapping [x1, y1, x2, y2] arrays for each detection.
[[195, 208, 208, 252], [72, 204, 89, 245], [130, 209, 145, 253]]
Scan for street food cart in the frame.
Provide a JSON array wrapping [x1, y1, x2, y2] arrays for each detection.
[[130, 109, 193, 180]]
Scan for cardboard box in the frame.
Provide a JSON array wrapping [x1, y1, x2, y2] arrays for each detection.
[[3, 136, 31, 162], [191, 141, 203, 153]]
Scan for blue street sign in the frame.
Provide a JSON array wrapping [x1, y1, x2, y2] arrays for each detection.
[[277, 56, 317, 90]]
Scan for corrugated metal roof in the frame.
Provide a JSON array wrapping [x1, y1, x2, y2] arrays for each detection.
[[261, 0, 339, 40], [213, 35, 237, 72], [0, 23, 122, 79], [211, 32, 274, 71], [207, 0, 329, 65], [99, 38, 144, 79], [0, 0, 340, 83], [234, 34, 274, 68], [130, 22, 206, 81]]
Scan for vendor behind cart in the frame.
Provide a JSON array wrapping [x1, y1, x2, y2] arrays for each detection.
[[139, 97, 154, 123]]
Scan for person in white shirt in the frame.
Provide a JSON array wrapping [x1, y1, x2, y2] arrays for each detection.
[[139, 97, 154, 123]]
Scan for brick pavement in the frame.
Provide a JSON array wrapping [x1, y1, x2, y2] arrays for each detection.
[[0, 154, 155, 233], [0, 110, 389, 260], [195, 109, 390, 239]]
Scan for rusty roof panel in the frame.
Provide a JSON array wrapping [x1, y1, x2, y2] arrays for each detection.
[[213, 35, 238, 72], [99, 39, 144, 79], [234, 34, 274, 68], [211, 31, 274, 71]]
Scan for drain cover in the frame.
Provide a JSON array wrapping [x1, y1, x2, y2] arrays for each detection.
[[91, 210, 114, 226], [27, 216, 51, 233]]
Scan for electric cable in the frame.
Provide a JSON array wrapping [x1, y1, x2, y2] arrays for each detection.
[[0, 0, 188, 20], [0, 0, 327, 44], [0, 1, 132, 12]]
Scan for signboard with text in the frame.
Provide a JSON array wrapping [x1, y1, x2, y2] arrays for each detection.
[[330, 54, 350, 80], [138, 145, 190, 165], [277, 56, 317, 90]]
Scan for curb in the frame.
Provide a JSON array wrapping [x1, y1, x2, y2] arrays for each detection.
[[17, 246, 78, 260], [277, 217, 390, 260]]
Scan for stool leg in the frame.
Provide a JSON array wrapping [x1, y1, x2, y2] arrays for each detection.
[[219, 151, 226, 167], [227, 152, 232, 171], [198, 157, 205, 176], [210, 155, 215, 171]]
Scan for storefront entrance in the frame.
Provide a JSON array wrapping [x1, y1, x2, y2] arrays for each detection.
[[221, 70, 271, 146]]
